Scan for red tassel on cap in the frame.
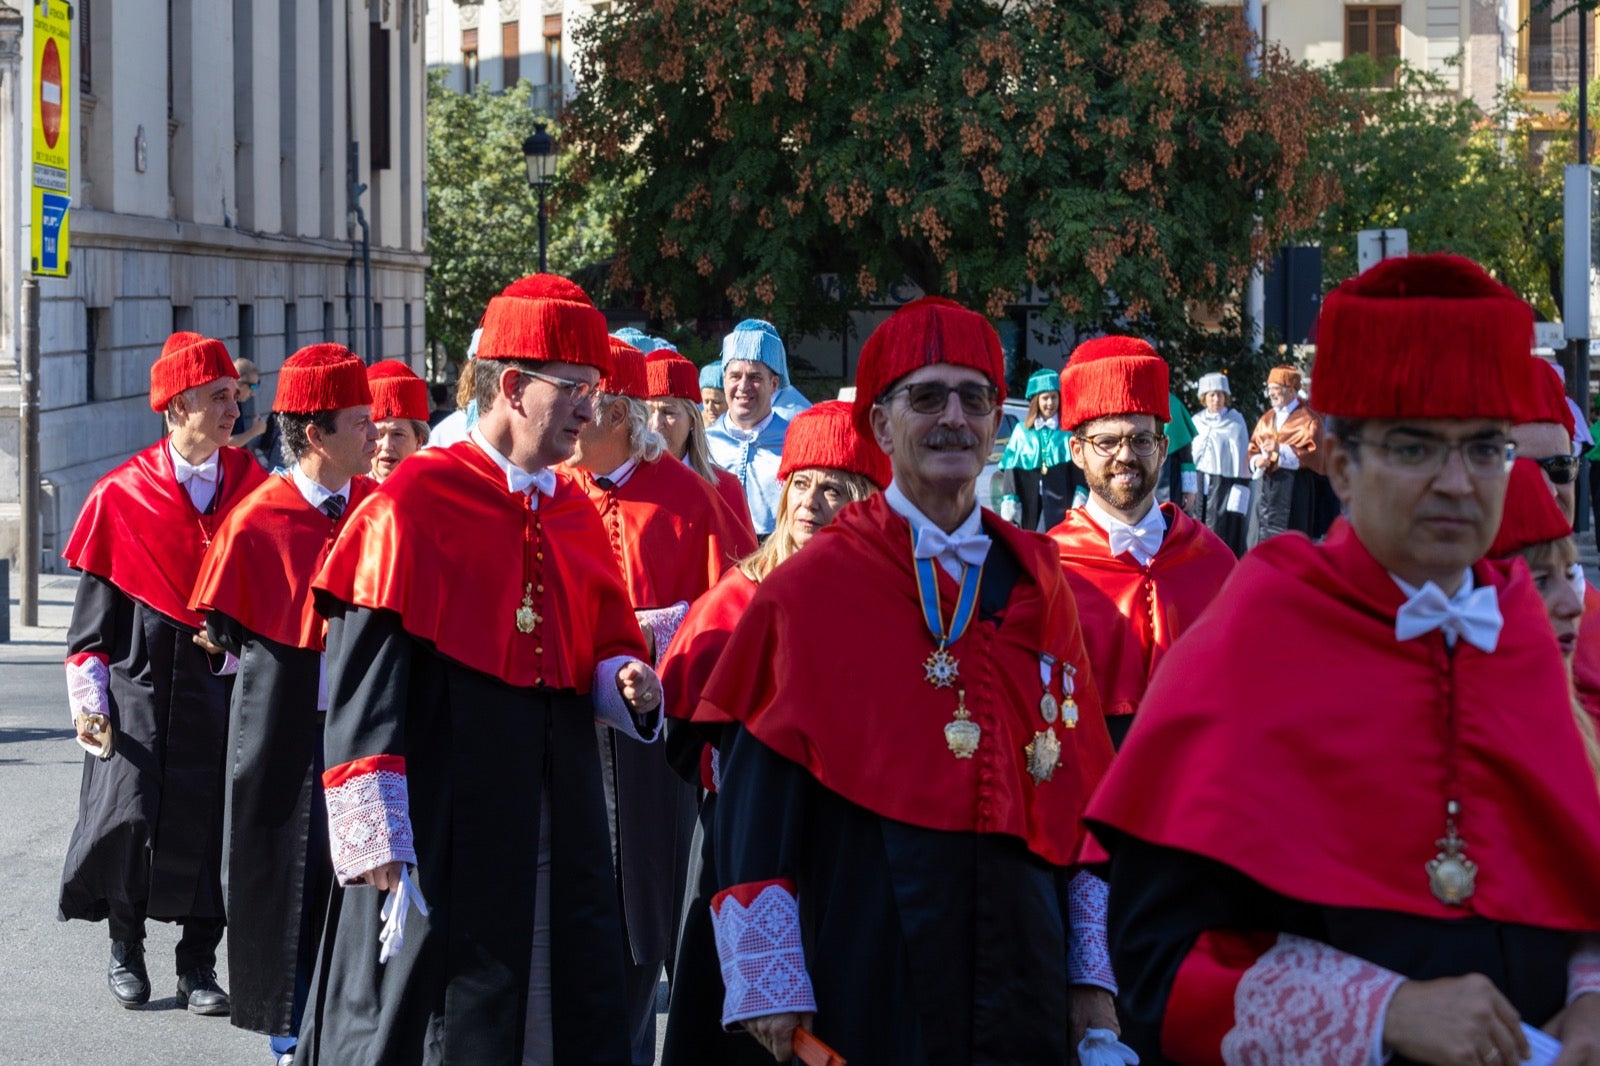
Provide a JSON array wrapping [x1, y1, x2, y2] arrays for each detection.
[[1058, 335, 1171, 431], [367, 359, 431, 422], [601, 338, 649, 399], [645, 350, 701, 403], [149, 331, 237, 412], [851, 297, 1005, 439], [1489, 457, 1574, 558], [779, 400, 892, 489], [273, 344, 373, 414], [1310, 254, 1537, 421], [476, 273, 612, 374]]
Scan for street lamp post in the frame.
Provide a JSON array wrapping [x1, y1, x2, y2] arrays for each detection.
[[522, 122, 558, 273]]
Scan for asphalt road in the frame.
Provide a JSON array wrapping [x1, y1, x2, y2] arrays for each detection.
[[0, 573, 670, 1065]]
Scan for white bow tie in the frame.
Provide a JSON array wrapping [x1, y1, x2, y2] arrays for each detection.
[[1394, 582, 1503, 653], [173, 454, 219, 486], [1107, 523, 1163, 564], [507, 466, 557, 500], [914, 525, 991, 569]]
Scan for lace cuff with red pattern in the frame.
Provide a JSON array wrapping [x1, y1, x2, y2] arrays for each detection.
[[636, 602, 690, 670], [710, 878, 817, 1028], [1570, 939, 1600, 1004], [1067, 870, 1117, 993], [322, 755, 418, 885], [1221, 934, 1403, 1066], [65, 652, 110, 726]]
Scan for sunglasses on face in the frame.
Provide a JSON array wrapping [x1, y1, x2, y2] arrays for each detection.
[[882, 381, 999, 417], [1533, 453, 1582, 485]]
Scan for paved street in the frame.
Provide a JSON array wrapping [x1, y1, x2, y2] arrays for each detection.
[[0, 571, 671, 1065]]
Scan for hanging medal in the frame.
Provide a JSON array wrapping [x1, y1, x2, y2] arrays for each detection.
[[1060, 662, 1079, 728], [1038, 654, 1060, 724], [1028, 653, 1063, 784], [915, 545, 984, 757]]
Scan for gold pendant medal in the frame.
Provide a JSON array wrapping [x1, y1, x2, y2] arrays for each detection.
[[1025, 729, 1061, 785], [944, 690, 981, 759], [515, 582, 540, 634], [1426, 800, 1477, 906], [1061, 664, 1079, 729]]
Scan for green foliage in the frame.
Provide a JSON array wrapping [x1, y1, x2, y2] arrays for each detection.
[[425, 72, 622, 364], [564, 0, 1335, 367], [1304, 59, 1562, 318]]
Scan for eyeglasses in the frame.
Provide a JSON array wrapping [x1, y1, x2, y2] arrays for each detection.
[[519, 369, 597, 404], [1532, 453, 1582, 485], [1078, 432, 1162, 458], [881, 381, 999, 417], [1345, 434, 1515, 478], [238, 380, 259, 391]]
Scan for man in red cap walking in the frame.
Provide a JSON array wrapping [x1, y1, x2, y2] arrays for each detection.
[[1047, 336, 1235, 749], [189, 345, 377, 1062], [566, 335, 757, 1065], [295, 276, 666, 1065], [366, 358, 432, 482], [1088, 255, 1600, 1064], [696, 297, 1119, 1064], [58, 331, 267, 1013]]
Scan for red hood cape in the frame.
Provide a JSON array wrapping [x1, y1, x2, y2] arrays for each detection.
[[712, 467, 757, 540], [1049, 503, 1235, 717], [570, 454, 756, 610], [313, 440, 647, 690], [1573, 583, 1600, 730], [189, 473, 376, 650], [1087, 520, 1600, 931], [63, 441, 267, 628], [697, 493, 1115, 866], [661, 567, 759, 726]]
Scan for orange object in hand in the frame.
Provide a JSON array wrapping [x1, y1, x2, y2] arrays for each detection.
[[792, 1027, 846, 1066]]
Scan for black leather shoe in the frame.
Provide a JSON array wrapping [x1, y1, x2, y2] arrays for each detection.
[[107, 940, 150, 1008], [175, 968, 230, 1016]]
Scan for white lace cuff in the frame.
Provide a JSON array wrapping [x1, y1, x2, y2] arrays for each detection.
[[636, 601, 690, 670], [1067, 870, 1117, 993], [1220, 934, 1404, 1066], [212, 650, 240, 677], [65, 653, 111, 726], [1181, 469, 1199, 494], [593, 655, 663, 743], [322, 756, 418, 885], [711, 879, 817, 1028], [1570, 939, 1600, 1004]]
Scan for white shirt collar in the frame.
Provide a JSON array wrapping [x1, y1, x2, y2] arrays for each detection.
[[167, 440, 219, 480], [1272, 397, 1300, 427], [289, 463, 351, 510], [1392, 569, 1474, 603], [725, 410, 775, 440], [470, 426, 557, 501], [598, 456, 640, 488], [1083, 494, 1166, 566], [885, 480, 988, 580], [1038, 415, 1060, 430]]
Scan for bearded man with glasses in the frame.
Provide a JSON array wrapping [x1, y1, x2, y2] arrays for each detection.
[[1046, 336, 1235, 750], [295, 275, 665, 1064], [693, 297, 1121, 1064], [1087, 254, 1600, 1065]]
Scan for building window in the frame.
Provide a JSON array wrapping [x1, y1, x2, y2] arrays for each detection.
[[85, 307, 106, 404], [285, 302, 299, 357], [323, 301, 335, 342], [404, 301, 414, 361], [1345, 5, 1400, 86], [239, 304, 255, 365], [172, 304, 193, 334], [503, 21, 520, 88], [371, 24, 392, 170], [462, 28, 480, 93], [1528, 3, 1596, 94], [373, 301, 385, 361], [80, 0, 92, 93], [544, 16, 563, 89]]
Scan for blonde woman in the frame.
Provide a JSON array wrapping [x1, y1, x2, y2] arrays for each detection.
[[656, 400, 889, 1066], [645, 348, 756, 538]]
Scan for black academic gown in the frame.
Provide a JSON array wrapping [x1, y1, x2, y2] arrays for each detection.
[[206, 613, 329, 1036], [1249, 466, 1338, 545], [1105, 836, 1572, 1066], [709, 547, 1080, 1066], [59, 573, 231, 925], [294, 604, 630, 1066]]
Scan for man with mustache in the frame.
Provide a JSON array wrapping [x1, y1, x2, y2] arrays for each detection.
[[58, 331, 266, 1013], [696, 297, 1119, 1064], [1087, 255, 1600, 1065], [1047, 337, 1235, 749]]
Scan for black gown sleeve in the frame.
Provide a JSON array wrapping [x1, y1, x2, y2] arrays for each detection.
[[66, 571, 122, 659], [322, 603, 412, 773], [205, 609, 247, 659]]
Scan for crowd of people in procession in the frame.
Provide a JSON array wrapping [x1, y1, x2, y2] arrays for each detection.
[[50, 253, 1600, 1065]]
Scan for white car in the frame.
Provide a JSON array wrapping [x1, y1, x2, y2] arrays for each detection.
[[979, 399, 1030, 510]]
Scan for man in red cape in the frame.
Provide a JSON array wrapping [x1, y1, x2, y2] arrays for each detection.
[[1087, 254, 1600, 1065], [566, 334, 757, 1065], [188, 345, 377, 1058], [696, 297, 1118, 1064], [1047, 336, 1234, 748], [58, 331, 265, 1012], [293, 276, 665, 1065]]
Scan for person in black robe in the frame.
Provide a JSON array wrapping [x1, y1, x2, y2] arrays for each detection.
[[58, 332, 266, 1013], [189, 345, 378, 1061], [694, 299, 1119, 1065], [293, 274, 666, 1066]]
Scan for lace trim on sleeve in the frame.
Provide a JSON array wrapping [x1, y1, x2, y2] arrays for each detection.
[[65, 654, 111, 726], [711, 879, 817, 1028], [636, 602, 690, 671], [1221, 934, 1403, 1066], [324, 763, 418, 885], [1067, 870, 1117, 993]]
